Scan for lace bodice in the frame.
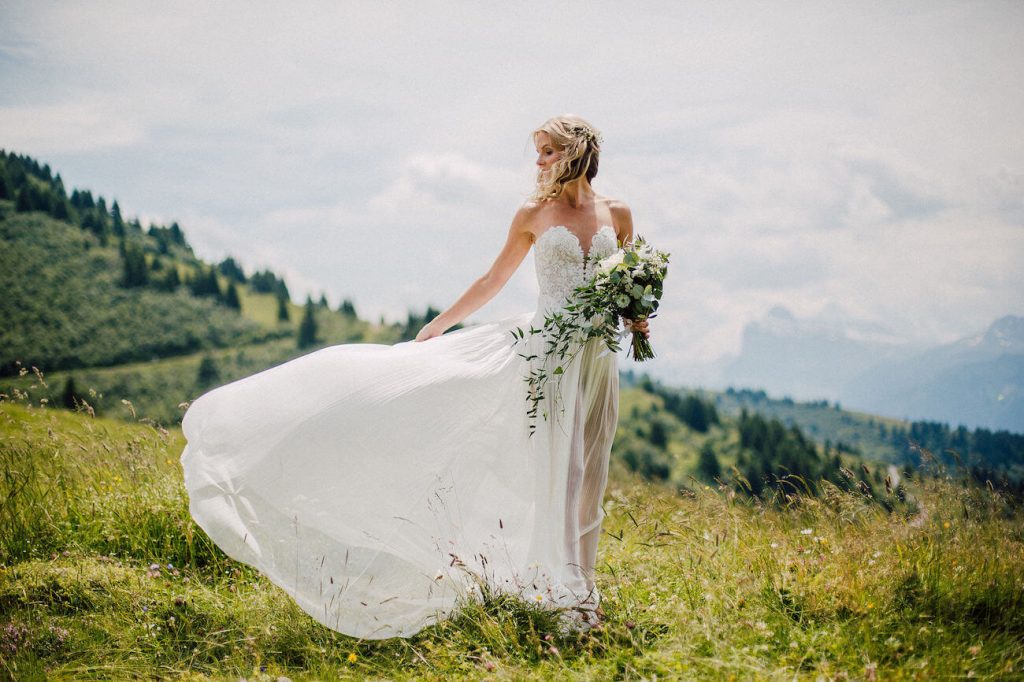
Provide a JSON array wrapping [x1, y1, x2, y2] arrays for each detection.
[[534, 225, 618, 314]]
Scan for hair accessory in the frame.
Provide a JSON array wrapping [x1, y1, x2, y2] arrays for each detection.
[[568, 123, 603, 146]]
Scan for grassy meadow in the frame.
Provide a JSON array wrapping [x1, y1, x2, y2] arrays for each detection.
[[2, 393, 1023, 681]]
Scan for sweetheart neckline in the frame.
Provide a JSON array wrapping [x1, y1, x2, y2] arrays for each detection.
[[536, 224, 616, 261]]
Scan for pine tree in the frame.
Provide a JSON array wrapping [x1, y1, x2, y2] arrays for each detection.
[[52, 199, 70, 221], [696, 442, 722, 482], [318, 293, 329, 308], [648, 419, 669, 449], [162, 266, 181, 292], [111, 200, 125, 237], [277, 292, 290, 321], [15, 188, 31, 212], [297, 295, 319, 349], [120, 242, 149, 287], [197, 355, 220, 387], [0, 166, 10, 200], [224, 282, 241, 310], [189, 265, 220, 298], [338, 298, 357, 318], [61, 376, 79, 409]]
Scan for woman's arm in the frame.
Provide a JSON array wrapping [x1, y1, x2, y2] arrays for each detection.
[[414, 206, 536, 342], [611, 199, 634, 248], [611, 201, 650, 339]]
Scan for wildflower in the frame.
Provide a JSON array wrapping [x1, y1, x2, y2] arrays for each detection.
[[534, 594, 544, 602], [770, 542, 779, 549], [943, 521, 951, 529], [347, 652, 358, 663], [800, 528, 813, 535], [968, 645, 981, 656]]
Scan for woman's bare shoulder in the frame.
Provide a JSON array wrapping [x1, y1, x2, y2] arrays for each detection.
[[597, 195, 633, 241], [602, 196, 632, 215], [511, 200, 549, 241]]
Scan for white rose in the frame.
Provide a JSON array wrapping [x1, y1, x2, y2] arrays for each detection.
[[597, 251, 625, 274]]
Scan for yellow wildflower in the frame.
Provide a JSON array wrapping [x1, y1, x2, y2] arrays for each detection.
[[347, 652, 358, 663]]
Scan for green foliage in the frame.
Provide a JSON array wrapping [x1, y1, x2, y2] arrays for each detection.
[[276, 292, 290, 321], [60, 376, 79, 409], [119, 240, 149, 287], [196, 355, 220, 389], [639, 378, 720, 432], [217, 256, 247, 283], [338, 297, 357, 318], [223, 282, 241, 310], [696, 442, 722, 482], [0, 213, 278, 377], [187, 263, 221, 299], [297, 296, 320, 349], [249, 269, 290, 299]]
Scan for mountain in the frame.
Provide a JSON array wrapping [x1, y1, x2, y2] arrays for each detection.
[[841, 315, 1024, 431], [718, 304, 919, 402]]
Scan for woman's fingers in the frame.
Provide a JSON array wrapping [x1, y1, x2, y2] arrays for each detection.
[[623, 318, 651, 338]]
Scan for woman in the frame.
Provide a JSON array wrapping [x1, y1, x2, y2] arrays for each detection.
[[180, 114, 650, 640]]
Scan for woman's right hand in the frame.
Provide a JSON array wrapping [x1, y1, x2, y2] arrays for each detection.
[[622, 317, 650, 339], [414, 319, 447, 342]]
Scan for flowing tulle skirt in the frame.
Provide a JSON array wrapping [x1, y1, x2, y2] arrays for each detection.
[[180, 308, 619, 639]]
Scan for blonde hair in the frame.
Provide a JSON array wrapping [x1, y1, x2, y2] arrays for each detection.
[[531, 114, 602, 201]]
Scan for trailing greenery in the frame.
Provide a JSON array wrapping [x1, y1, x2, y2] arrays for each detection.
[[2, 399, 1022, 679]]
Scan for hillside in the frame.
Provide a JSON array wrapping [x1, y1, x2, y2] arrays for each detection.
[[4, 147, 1023, 500], [0, 206, 288, 374], [2, 399, 1022, 679]]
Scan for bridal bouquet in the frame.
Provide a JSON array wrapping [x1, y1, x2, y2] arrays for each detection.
[[510, 235, 670, 433]]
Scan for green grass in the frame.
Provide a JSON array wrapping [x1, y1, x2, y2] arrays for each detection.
[[2, 398, 1023, 680]]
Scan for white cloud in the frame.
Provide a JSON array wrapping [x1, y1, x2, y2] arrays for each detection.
[[0, 97, 146, 154]]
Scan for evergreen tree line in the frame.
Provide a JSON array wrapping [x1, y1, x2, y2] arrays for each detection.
[[887, 419, 1024, 489], [638, 377, 721, 433], [3, 149, 373, 330], [733, 408, 884, 499], [1, 150, 191, 254]]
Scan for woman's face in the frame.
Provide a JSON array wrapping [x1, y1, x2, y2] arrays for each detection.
[[534, 132, 561, 174]]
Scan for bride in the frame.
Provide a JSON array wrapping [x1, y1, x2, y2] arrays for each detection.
[[180, 114, 651, 640]]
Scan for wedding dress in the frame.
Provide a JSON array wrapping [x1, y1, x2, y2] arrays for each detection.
[[180, 223, 621, 639]]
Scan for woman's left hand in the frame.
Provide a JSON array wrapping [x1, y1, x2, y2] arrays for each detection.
[[623, 317, 650, 339]]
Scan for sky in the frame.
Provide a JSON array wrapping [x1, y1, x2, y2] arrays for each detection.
[[2, 1, 1022, 386]]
